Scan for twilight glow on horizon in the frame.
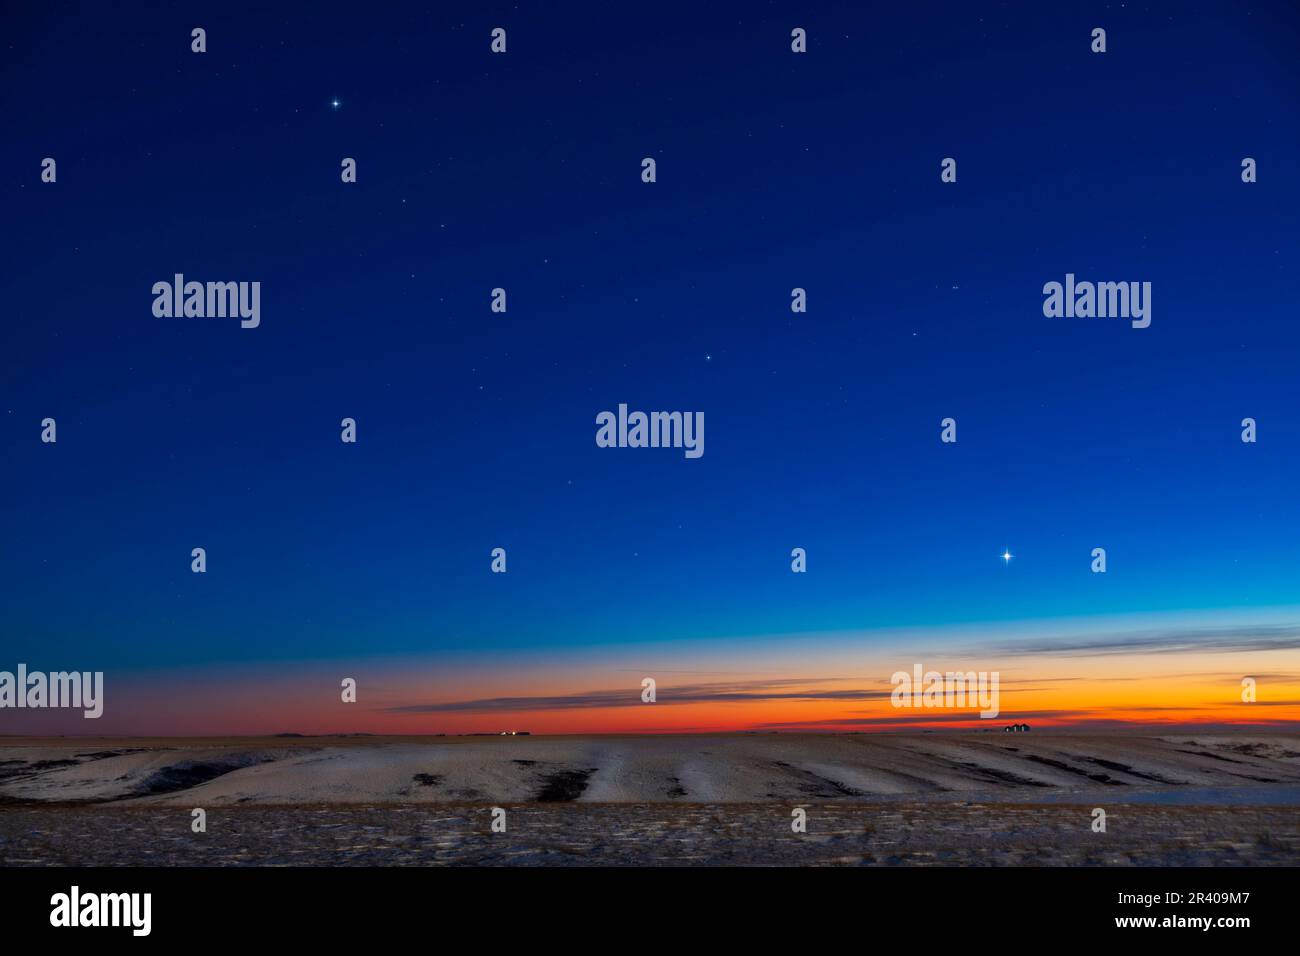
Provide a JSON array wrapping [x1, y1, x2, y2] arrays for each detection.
[[4, 606, 1300, 736]]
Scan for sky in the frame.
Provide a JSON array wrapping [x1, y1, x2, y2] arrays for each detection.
[[2, 1, 1299, 735]]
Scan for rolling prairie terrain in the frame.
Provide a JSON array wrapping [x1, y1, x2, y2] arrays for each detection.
[[2, 734, 1296, 865], [3, 733, 1298, 805]]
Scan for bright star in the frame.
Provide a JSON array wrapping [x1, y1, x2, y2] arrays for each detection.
[[1001, 549, 1013, 564], [330, 98, 341, 110]]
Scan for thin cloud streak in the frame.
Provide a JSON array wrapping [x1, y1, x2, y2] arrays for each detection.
[[385, 679, 894, 714], [978, 623, 1300, 658]]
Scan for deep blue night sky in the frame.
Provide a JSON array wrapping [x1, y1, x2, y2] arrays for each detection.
[[3, 1, 1299, 680]]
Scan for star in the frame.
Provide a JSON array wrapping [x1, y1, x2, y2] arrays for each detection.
[[330, 98, 341, 110], [1001, 549, 1013, 564]]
